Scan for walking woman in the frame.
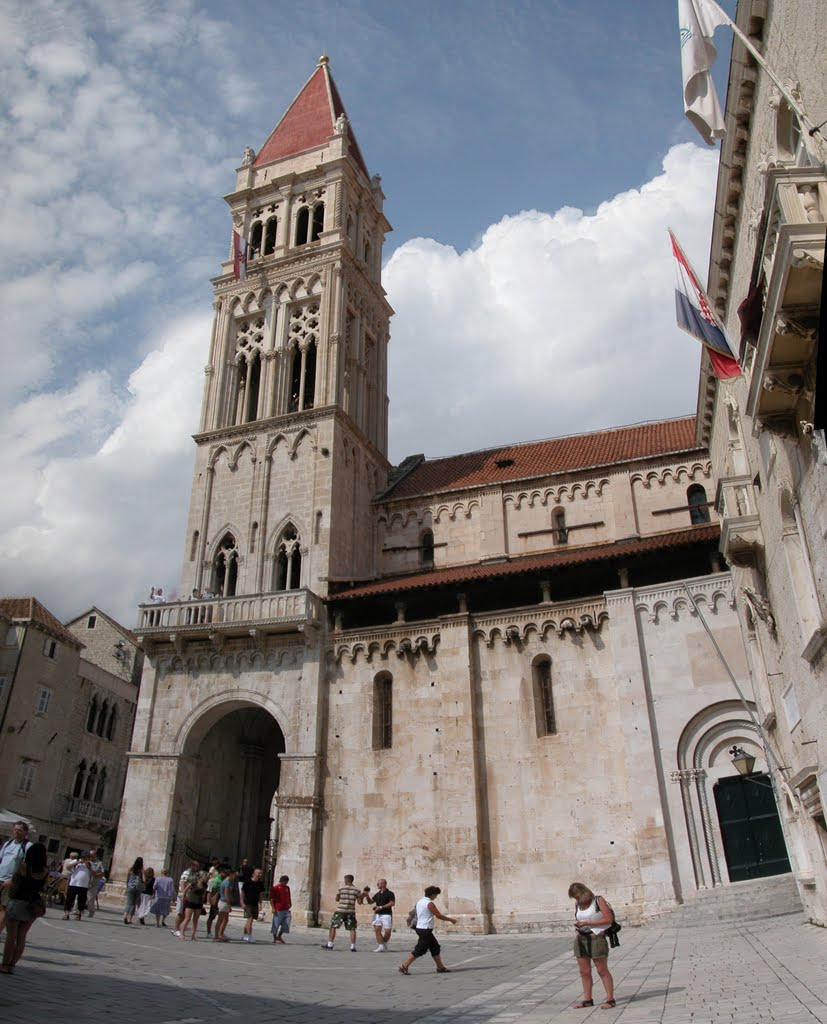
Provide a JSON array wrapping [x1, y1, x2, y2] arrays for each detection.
[[1, 843, 48, 974], [569, 882, 616, 1010], [179, 870, 207, 941], [137, 866, 155, 924], [123, 857, 144, 924], [398, 885, 456, 975], [150, 866, 175, 927]]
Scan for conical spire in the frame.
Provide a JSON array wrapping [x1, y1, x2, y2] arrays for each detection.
[[253, 56, 369, 178]]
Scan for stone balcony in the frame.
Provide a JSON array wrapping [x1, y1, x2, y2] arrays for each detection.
[[745, 167, 825, 433], [63, 797, 118, 827], [136, 588, 323, 643], [716, 475, 764, 568]]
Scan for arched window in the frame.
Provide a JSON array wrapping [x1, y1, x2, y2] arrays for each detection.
[[373, 672, 393, 749], [274, 525, 302, 591], [311, 202, 325, 242], [263, 216, 278, 255], [421, 529, 434, 566], [687, 484, 711, 524], [73, 760, 87, 799], [96, 700, 108, 737], [553, 508, 568, 544], [288, 341, 317, 412], [302, 340, 317, 410], [249, 220, 263, 258], [95, 767, 107, 804], [83, 763, 98, 801], [213, 533, 239, 598], [532, 657, 556, 737], [190, 530, 199, 561], [245, 350, 262, 422], [295, 206, 310, 246], [106, 705, 117, 742], [86, 696, 98, 733]]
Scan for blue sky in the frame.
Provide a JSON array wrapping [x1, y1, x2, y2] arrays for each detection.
[[0, 0, 737, 622]]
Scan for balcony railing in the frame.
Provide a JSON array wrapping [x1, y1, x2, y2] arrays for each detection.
[[715, 475, 763, 568], [746, 166, 825, 430], [136, 588, 323, 639], [65, 798, 117, 827]]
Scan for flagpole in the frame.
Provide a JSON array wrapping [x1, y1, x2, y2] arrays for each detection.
[[710, 0, 822, 141]]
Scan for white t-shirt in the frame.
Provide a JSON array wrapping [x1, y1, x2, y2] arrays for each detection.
[[69, 862, 93, 888], [415, 895, 435, 929], [0, 839, 30, 882]]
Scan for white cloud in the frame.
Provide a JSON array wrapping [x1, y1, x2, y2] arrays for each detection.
[[384, 143, 719, 461]]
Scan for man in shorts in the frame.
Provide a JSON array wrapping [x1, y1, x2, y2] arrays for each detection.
[[321, 873, 363, 951], [364, 877, 395, 951], [270, 874, 292, 944], [240, 867, 265, 943], [173, 859, 200, 937]]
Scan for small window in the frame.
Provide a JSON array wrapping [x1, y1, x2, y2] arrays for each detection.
[[373, 673, 393, 750], [35, 688, 51, 715], [687, 484, 711, 525], [0, 676, 8, 701], [532, 657, 556, 737], [421, 529, 435, 566], [3, 627, 17, 647], [73, 760, 87, 798], [106, 705, 117, 742], [47, 838, 59, 853], [249, 220, 263, 257], [86, 696, 98, 733], [16, 760, 36, 795], [86, 615, 97, 629], [553, 508, 568, 545], [43, 638, 58, 659]]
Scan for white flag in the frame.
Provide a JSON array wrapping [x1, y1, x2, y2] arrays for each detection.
[[678, 0, 729, 145]]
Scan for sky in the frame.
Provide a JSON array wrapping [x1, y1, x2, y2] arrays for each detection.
[[0, 0, 738, 626]]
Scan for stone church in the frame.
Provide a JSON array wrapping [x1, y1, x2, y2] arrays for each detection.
[[115, 56, 793, 931]]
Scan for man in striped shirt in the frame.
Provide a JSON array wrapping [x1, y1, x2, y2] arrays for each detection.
[[321, 874, 363, 951]]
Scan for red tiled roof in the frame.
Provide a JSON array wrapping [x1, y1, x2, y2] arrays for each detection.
[[0, 597, 83, 648], [329, 524, 720, 601], [253, 60, 370, 178], [383, 416, 700, 501]]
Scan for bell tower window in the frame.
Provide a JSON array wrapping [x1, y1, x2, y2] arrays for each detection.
[[295, 206, 310, 246], [263, 216, 278, 255], [233, 318, 266, 425], [287, 304, 319, 413], [249, 220, 263, 258], [213, 533, 239, 597], [274, 524, 302, 591], [311, 202, 325, 241]]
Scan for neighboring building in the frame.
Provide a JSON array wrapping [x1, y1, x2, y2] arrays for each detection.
[[700, 0, 827, 925], [0, 598, 141, 861], [114, 58, 793, 931]]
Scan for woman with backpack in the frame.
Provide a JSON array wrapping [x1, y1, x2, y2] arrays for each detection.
[[123, 857, 144, 924], [569, 882, 616, 1010]]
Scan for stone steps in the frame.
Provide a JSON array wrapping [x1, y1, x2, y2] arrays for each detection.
[[660, 873, 802, 927]]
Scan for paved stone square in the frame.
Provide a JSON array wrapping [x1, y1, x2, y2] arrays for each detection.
[[3, 905, 826, 1024]]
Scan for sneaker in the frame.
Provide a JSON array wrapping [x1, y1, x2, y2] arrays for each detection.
[[172, 930, 181, 937], [373, 945, 384, 952], [242, 935, 250, 942], [321, 943, 332, 949], [350, 946, 357, 952]]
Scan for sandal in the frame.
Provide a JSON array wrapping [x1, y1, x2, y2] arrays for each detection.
[[574, 1000, 594, 1008], [436, 967, 450, 973], [398, 965, 409, 975], [601, 1000, 617, 1009]]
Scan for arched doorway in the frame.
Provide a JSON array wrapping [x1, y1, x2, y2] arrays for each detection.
[[714, 773, 791, 881], [176, 703, 285, 873]]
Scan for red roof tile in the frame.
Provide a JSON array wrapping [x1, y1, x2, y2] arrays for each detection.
[[254, 60, 369, 178], [0, 597, 83, 648], [329, 524, 720, 601], [383, 416, 700, 501]]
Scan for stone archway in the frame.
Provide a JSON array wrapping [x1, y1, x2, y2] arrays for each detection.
[[174, 700, 285, 870]]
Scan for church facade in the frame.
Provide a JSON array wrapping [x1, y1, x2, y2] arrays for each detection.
[[115, 57, 792, 931]]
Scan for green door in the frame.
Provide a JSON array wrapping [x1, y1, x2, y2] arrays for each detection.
[[714, 774, 791, 881]]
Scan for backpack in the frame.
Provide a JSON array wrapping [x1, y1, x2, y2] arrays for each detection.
[[406, 907, 417, 929], [596, 895, 622, 948]]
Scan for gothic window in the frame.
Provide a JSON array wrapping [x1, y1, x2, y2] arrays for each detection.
[[73, 760, 87, 798], [106, 705, 117, 742], [363, 240, 371, 266], [249, 220, 263, 258], [274, 524, 302, 591], [84, 763, 98, 801], [553, 508, 568, 544], [295, 206, 310, 246], [286, 304, 319, 412], [532, 656, 556, 737], [86, 697, 98, 733], [95, 767, 107, 803], [233, 318, 266, 425], [311, 202, 325, 241], [96, 700, 108, 737], [190, 530, 199, 561], [346, 215, 354, 244], [263, 216, 278, 255], [687, 484, 711, 524], [373, 672, 393, 749], [421, 529, 434, 566], [213, 533, 239, 597]]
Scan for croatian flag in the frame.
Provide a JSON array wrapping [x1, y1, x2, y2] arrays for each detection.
[[233, 230, 248, 282], [670, 230, 740, 379]]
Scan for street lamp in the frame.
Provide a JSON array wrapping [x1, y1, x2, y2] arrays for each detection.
[[729, 745, 756, 776]]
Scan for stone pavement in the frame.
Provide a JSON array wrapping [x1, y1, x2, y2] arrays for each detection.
[[2, 903, 826, 1024]]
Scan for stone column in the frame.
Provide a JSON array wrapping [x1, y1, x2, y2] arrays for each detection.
[[275, 754, 322, 925], [236, 743, 265, 865]]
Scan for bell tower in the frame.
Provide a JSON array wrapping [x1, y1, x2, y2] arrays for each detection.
[[181, 56, 392, 600]]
